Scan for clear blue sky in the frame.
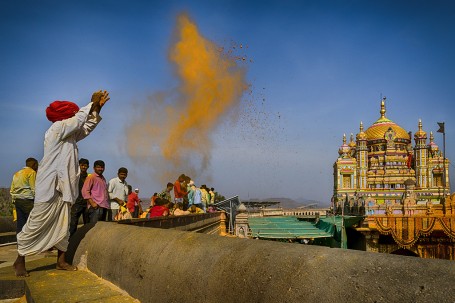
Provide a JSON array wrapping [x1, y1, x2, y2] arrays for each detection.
[[1, 0, 454, 204]]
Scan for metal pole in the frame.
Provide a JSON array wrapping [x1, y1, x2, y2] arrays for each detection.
[[437, 122, 446, 202], [341, 194, 346, 249], [443, 130, 446, 198]]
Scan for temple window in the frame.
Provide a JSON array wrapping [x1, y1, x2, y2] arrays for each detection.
[[342, 175, 351, 188], [433, 174, 443, 187]]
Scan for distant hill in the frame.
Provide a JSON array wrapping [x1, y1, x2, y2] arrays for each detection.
[[244, 197, 327, 209], [295, 197, 331, 208]]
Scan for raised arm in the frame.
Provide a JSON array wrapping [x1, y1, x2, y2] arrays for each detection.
[[74, 90, 110, 142]]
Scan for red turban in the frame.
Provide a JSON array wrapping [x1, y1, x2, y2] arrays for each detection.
[[46, 101, 79, 122]]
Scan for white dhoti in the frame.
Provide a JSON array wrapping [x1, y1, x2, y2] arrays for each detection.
[[17, 194, 71, 256]]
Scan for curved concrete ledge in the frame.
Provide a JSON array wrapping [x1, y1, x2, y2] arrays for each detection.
[[73, 222, 455, 303]]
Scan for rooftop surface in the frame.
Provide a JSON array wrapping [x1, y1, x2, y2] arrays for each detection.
[[0, 244, 139, 302]]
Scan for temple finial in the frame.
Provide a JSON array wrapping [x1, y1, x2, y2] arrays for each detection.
[[360, 121, 364, 132], [380, 97, 386, 118], [343, 133, 346, 144]]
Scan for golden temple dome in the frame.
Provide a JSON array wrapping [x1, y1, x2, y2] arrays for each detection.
[[364, 97, 410, 142]]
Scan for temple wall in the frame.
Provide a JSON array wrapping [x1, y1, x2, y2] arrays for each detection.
[[73, 222, 455, 302]]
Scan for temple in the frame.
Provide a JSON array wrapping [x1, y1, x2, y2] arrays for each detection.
[[333, 97, 450, 206], [333, 97, 455, 259]]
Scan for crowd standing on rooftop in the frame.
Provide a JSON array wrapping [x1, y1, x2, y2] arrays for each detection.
[[9, 90, 223, 278]]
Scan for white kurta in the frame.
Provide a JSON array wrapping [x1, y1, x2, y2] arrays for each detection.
[[35, 103, 101, 203], [17, 102, 101, 256]]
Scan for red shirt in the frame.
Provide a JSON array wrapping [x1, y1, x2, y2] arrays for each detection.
[[127, 192, 140, 213], [149, 205, 169, 218], [173, 180, 187, 199]]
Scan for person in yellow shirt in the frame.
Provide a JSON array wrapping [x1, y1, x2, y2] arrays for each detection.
[[10, 158, 38, 234]]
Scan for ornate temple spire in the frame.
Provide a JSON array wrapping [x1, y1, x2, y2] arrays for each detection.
[[428, 131, 439, 153], [356, 121, 367, 140], [380, 97, 386, 119], [338, 133, 350, 156], [414, 118, 427, 139], [349, 133, 356, 148]]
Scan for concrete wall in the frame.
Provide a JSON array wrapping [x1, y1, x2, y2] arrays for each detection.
[[73, 222, 455, 303], [120, 212, 224, 234]]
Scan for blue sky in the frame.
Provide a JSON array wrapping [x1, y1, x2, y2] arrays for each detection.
[[1, 0, 454, 204]]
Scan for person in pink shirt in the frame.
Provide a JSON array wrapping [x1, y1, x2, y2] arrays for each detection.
[[82, 160, 109, 223]]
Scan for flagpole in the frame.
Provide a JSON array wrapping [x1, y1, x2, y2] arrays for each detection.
[[443, 128, 446, 198], [437, 122, 446, 200]]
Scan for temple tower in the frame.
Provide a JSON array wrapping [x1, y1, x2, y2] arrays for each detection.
[[333, 133, 357, 204], [356, 122, 368, 189], [414, 119, 428, 189]]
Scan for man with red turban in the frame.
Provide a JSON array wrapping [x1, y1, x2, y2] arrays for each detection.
[[14, 90, 110, 277]]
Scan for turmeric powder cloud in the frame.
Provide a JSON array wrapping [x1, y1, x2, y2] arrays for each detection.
[[126, 13, 248, 185]]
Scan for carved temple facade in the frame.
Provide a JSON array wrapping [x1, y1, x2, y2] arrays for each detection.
[[333, 98, 454, 259]]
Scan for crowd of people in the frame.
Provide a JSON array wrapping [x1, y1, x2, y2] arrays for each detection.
[[12, 156, 222, 240], [9, 89, 222, 277], [73, 165, 219, 225], [141, 173, 218, 219], [12, 156, 221, 243]]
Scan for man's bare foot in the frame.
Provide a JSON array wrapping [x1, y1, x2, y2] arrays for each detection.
[[13, 255, 29, 277], [56, 250, 77, 271]]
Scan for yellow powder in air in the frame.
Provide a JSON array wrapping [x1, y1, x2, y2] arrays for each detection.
[[126, 13, 248, 185]]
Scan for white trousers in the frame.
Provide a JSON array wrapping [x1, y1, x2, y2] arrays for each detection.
[[17, 194, 71, 256]]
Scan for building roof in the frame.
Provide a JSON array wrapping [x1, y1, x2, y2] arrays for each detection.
[[365, 98, 410, 142], [248, 216, 333, 239]]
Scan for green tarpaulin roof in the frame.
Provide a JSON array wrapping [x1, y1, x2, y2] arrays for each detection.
[[248, 216, 364, 248], [248, 216, 332, 239]]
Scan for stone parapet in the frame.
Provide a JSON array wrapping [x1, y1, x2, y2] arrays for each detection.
[[73, 222, 455, 303]]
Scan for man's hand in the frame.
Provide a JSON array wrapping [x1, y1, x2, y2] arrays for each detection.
[[88, 199, 98, 209], [115, 198, 126, 206], [90, 90, 109, 114], [100, 90, 110, 107], [91, 90, 103, 104]]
